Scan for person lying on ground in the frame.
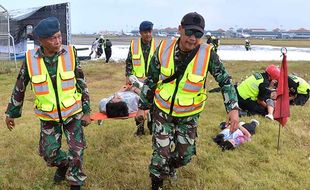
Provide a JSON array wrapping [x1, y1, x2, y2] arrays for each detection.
[[213, 119, 259, 151]]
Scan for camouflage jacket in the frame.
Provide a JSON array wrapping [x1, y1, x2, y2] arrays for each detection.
[[138, 39, 239, 113], [5, 46, 91, 120], [125, 38, 152, 77]]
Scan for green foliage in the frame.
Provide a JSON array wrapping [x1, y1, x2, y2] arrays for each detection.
[[0, 60, 309, 190]]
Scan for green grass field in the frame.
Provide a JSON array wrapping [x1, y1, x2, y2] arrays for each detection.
[[0, 56, 309, 189]]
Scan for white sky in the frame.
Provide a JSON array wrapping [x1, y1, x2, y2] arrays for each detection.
[[1, 0, 310, 33]]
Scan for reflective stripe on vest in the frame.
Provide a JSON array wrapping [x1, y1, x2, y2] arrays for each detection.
[[237, 73, 264, 101], [290, 75, 310, 94], [26, 45, 82, 121], [154, 41, 212, 117], [131, 38, 156, 79], [158, 39, 176, 80]]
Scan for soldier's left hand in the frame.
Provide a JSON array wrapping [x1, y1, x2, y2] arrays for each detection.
[[227, 109, 239, 133], [81, 114, 91, 127], [5, 116, 15, 131]]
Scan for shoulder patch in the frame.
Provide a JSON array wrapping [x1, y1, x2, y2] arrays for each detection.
[[253, 72, 262, 80]]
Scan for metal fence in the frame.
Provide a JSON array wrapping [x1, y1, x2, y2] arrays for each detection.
[[0, 5, 16, 66]]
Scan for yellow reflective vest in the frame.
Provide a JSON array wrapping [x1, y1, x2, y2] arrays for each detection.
[[290, 75, 310, 95], [237, 72, 264, 101], [154, 39, 213, 117], [130, 38, 156, 79], [26, 45, 82, 121]]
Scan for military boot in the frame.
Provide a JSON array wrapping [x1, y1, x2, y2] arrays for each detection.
[[135, 115, 145, 136], [147, 121, 153, 135], [151, 177, 163, 190], [70, 185, 81, 190], [54, 165, 69, 183], [135, 124, 145, 136], [147, 111, 153, 135], [169, 167, 177, 181]]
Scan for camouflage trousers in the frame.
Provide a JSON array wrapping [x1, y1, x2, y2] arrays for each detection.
[[39, 117, 87, 186], [149, 106, 199, 179]]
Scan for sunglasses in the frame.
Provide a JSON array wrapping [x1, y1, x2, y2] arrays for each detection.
[[184, 29, 204, 38]]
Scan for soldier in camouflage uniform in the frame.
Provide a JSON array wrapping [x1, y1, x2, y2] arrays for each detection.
[[206, 32, 220, 52], [245, 39, 251, 51], [4, 17, 90, 190], [135, 12, 239, 190], [125, 21, 157, 136], [125, 20, 156, 83]]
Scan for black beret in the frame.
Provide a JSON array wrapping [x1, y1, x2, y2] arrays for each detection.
[[33, 17, 60, 38], [139, 21, 153, 32]]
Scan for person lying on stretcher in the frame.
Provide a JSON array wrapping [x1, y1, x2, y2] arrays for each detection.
[[98, 75, 151, 136], [98, 84, 141, 117]]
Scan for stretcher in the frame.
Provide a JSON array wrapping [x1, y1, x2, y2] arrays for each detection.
[[91, 111, 153, 135], [90, 112, 137, 125]]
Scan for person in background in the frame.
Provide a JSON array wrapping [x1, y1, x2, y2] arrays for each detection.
[[103, 38, 112, 63], [236, 65, 280, 120], [245, 39, 251, 51], [206, 32, 220, 52], [96, 35, 104, 58], [210, 35, 220, 52], [135, 12, 239, 190], [213, 119, 259, 151], [206, 31, 212, 44], [288, 74, 310, 106], [89, 37, 99, 58], [4, 17, 91, 190], [125, 20, 157, 135], [125, 20, 157, 83]]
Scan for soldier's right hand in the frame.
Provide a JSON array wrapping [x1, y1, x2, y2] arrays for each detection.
[[5, 116, 15, 131]]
